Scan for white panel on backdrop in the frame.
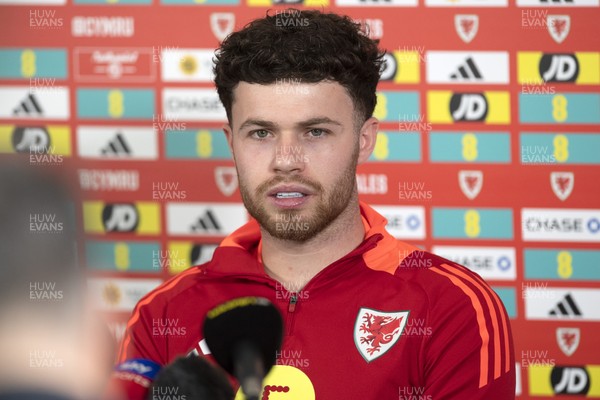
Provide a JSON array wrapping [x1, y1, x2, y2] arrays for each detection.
[[517, 0, 598, 6], [524, 288, 600, 321], [432, 246, 517, 280], [426, 0, 507, 7], [167, 203, 248, 236], [371, 205, 426, 240], [87, 278, 162, 312], [522, 209, 600, 242], [0, 0, 65, 3], [0, 87, 69, 120], [161, 49, 215, 82], [336, 0, 417, 6], [77, 126, 158, 160], [162, 88, 227, 122], [426, 51, 510, 84]]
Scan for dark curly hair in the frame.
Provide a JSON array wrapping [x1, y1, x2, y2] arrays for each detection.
[[213, 9, 385, 126]]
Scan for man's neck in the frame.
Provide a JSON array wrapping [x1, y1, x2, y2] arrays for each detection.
[[260, 200, 365, 292]]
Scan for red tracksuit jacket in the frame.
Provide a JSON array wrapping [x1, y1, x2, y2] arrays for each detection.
[[113, 202, 515, 400]]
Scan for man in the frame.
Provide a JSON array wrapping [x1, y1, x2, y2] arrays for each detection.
[[114, 9, 515, 399]]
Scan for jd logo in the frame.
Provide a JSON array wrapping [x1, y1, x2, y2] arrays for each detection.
[[12, 126, 50, 153], [540, 54, 579, 83], [551, 367, 590, 394], [102, 204, 139, 232], [450, 93, 488, 122]]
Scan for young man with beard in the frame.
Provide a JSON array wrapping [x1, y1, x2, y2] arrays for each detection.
[[113, 9, 515, 400]]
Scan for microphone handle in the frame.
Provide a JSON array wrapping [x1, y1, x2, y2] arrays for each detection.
[[233, 341, 265, 400]]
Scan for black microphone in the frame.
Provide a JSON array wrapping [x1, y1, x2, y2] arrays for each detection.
[[147, 356, 234, 400], [203, 297, 283, 400]]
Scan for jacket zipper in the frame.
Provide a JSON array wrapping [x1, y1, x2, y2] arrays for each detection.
[[203, 235, 381, 337], [286, 293, 298, 336]]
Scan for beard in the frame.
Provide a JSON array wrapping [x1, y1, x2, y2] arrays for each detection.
[[238, 146, 359, 242]]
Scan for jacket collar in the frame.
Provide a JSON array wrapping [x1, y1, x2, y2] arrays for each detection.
[[216, 201, 417, 275]]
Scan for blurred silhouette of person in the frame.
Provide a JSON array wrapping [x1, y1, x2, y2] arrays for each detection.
[[0, 157, 118, 400]]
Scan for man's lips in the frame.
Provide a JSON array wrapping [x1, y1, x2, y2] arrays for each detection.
[[266, 184, 315, 198]]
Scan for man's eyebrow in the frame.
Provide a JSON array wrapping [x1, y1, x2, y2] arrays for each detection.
[[238, 117, 343, 131], [296, 117, 343, 128], [238, 119, 279, 131]]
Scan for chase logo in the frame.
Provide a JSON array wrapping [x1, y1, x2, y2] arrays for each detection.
[[373, 91, 420, 122], [162, 88, 226, 122], [0, 125, 71, 156], [432, 246, 516, 280], [371, 205, 425, 240], [379, 52, 420, 84], [529, 365, 600, 396], [432, 208, 513, 239], [521, 209, 600, 242], [77, 88, 155, 119], [524, 249, 600, 281], [368, 131, 421, 162], [85, 240, 161, 272], [429, 132, 511, 163], [83, 201, 161, 235], [165, 129, 231, 160], [519, 93, 600, 124], [427, 91, 510, 124], [520, 133, 600, 165], [0, 49, 67, 79], [518, 52, 600, 85]]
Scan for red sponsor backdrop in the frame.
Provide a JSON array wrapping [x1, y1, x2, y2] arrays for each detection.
[[1, 1, 599, 398]]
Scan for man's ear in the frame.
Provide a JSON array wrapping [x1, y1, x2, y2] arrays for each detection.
[[357, 117, 379, 164], [222, 123, 235, 161]]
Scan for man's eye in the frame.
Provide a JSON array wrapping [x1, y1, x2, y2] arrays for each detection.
[[252, 130, 270, 139], [308, 128, 326, 137]]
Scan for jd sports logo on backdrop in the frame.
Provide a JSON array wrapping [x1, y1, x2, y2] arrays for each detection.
[[450, 94, 488, 121], [551, 367, 591, 395], [12, 126, 50, 153], [102, 204, 139, 233], [0, 125, 71, 155], [540, 54, 579, 83], [83, 201, 160, 235]]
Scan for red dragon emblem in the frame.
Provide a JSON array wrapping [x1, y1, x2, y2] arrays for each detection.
[[354, 308, 409, 362]]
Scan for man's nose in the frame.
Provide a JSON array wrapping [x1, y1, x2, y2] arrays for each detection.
[[271, 134, 307, 174]]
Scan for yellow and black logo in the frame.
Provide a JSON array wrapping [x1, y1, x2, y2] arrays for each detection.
[[518, 52, 600, 85], [427, 91, 510, 124], [83, 202, 160, 235]]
